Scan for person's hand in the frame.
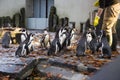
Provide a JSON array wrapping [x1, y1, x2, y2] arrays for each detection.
[[93, 16, 100, 27]]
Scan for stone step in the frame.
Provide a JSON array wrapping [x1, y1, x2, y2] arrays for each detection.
[[48, 57, 97, 73], [0, 57, 36, 79], [0, 55, 48, 79], [49, 57, 78, 70], [37, 61, 87, 80]]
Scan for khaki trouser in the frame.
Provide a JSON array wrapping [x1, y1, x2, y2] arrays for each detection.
[[102, 3, 120, 46]]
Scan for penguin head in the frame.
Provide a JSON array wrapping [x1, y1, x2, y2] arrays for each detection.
[[61, 29, 66, 34], [61, 27, 68, 34], [6, 31, 11, 36], [44, 29, 49, 35], [97, 30, 105, 42], [22, 29, 27, 34], [71, 28, 77, 34], [19, 29, 27, 34]]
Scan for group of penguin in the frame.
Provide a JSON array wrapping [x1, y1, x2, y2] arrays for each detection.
[[1, 26, 77, 57], [76, 26, 111, 59], [1, 29, 34, 57], [1, 25, 111, 59], [48, 26, 77, 55]]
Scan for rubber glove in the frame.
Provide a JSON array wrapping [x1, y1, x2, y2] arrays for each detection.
[[94, 0, 99, 7], [93, 16, 100, 27]]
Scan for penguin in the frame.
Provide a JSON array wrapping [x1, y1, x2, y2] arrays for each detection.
[[15, 33, 34, 57], [2, 31, 12, 48], [26, 33, 34, 53], [67, 26, 77, 47], [96, 30, 111, 59], [40, 29, 51, 49], [15, 43, 27, 57], [59, 27, 68, 50], [47, 38, 61, 56], [20, 29, 28, 43], [76, 30, 97, 56], [85, 28, 98, 54], [47, 27, 68, 56], [85, 31, 93, 49], [76, 34, 87, 56]]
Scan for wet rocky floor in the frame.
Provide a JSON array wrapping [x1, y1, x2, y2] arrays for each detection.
[[0, 31, 120, 80]]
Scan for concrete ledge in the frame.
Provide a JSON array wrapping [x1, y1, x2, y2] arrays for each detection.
[[37, 62, 85, 80]]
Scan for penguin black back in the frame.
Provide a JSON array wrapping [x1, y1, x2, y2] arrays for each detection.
[[2, 31, 12, 48]]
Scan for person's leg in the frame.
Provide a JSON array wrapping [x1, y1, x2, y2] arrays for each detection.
[[102, 19, 114, 46], [102, 3, 120, 47], [111, 3, 120, 51], [111, 22, 118, 51]]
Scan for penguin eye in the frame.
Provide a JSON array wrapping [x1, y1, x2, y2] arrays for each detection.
[[21, 29, 25, 32], [32, 34, 35, 37]]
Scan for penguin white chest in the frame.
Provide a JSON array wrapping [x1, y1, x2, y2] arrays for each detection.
[[59, 34, 66, 45], [86, 33, 92, 43]]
